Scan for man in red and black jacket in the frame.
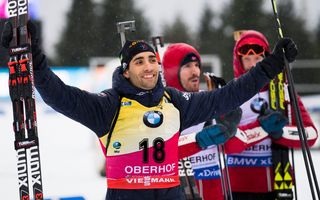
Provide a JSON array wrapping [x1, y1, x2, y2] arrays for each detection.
[[224, 30, 318, 200]]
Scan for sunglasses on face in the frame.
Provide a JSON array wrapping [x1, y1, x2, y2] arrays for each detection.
[[238, 44, 265, 56]]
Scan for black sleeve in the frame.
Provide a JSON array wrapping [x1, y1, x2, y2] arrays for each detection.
[[34, 62, 119, 137]]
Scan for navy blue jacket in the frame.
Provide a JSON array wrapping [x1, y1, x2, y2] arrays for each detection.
[[34, 58, 272, 138]]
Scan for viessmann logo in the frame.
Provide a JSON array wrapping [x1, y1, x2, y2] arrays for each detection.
[[143, 111, 163, 128], [126, 176, 175, 186]]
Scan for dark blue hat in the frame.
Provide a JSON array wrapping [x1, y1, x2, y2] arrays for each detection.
[[119, 40, 155, 71]]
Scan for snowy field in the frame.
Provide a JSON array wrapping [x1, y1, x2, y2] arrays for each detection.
[[0, 101, 106, 200], [1, 96, 320, 199]]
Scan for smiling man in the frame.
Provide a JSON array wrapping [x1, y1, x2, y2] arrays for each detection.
[[121, 40, 159, 90], [122, 52, 158, 89]]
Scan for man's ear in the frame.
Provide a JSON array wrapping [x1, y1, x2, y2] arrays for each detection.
[[123, 70, 129, 78]]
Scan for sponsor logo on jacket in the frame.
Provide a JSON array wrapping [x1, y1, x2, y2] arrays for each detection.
[[126, 176, 175, 186], [143, 111, 163, 128]]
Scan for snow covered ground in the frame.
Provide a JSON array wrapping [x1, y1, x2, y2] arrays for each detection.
[[0, 101, 106, 200], [1, 99, 320, 200]]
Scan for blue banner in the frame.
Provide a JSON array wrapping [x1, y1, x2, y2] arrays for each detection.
[[193, 165, 221, 180], [227, 155, 272, 167]]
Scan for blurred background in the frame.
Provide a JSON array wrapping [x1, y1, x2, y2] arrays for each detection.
[[0, 0, 320, 199]]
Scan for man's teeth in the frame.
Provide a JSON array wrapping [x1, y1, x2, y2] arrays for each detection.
[[144, 74, 154, 78]]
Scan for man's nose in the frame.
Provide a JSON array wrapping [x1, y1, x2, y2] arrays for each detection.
[[191, 64, 199, 74], [144, 61, 154, 71], [248, 59, 256, 68]]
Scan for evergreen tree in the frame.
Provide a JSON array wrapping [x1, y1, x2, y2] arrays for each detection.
[[277, 0, 316, 59], [315, 19, 320, 58], [197, 0, 314, 80], [197, 5, 225, 55], [291, 17, 320, 89], [217, 0, 274, 80], [221, 0, 275, 39], [55, 0, 96, 66], [162, 16, 194, 45], [95, 0, 152, 57]]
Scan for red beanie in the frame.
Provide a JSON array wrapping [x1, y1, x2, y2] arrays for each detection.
[[162, 43, 201, 91]]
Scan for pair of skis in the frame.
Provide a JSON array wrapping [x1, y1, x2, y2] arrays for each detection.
[[269, 68, 295, 199], [7, 0, 43, 199]]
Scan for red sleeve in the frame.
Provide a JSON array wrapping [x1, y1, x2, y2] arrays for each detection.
[[225, 120, 270, 154], [178, 142, 202, 159], [178, 133, 202, 159], [273, 95, 318, 148]]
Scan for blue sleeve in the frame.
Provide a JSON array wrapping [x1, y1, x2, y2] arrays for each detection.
[[34, 60, 118, 137], [168, 63, 271, 131]]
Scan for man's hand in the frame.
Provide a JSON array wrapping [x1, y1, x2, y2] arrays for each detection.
[[216, 107, 242, 136], [196, 124, 230, 148], [1, 20, 45, 70], [196, 108, 242, 148], [1, 21, 13, 49], [273, 37, 298, 63], [258, 109, 288, 139], [260, 38, 298, 79]]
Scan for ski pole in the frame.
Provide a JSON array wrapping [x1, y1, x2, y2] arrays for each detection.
[[203, 72, 233, 200], [151, 36, 166, 86], [181, 158, 198, 200], [151, 36, 164, 63], [291, 148, 298, 199], [221, 145, 233, 200], [116, 20, 136, 47], [270, 1, 320, 199], [203, 73, 228, 200]]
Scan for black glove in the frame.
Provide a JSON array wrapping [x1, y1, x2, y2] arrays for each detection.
[[27, 20, 44, 68], [260, 37, 298, 79], [216, 107, 242, 137], [1, 20, 44, 70], [273, 37, 298, 63], [1, 21, 13, 49], [203, 72, 226, 90]]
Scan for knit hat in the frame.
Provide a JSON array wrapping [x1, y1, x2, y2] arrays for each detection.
[[162, 43, 201, 91], [180, 52, 201, 67], [119, 40, 155, 72]]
